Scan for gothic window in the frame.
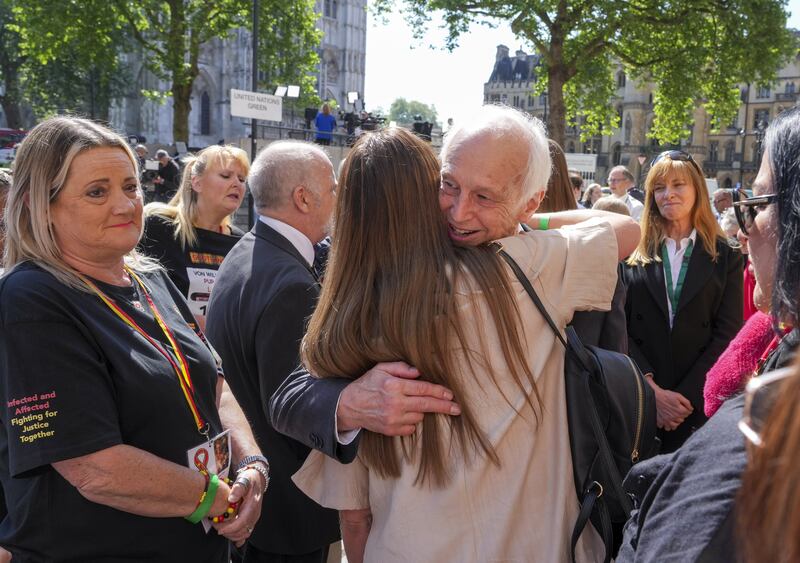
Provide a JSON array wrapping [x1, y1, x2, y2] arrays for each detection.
[[787, 82, 796, 94], [616, 105, 623, 125], [200, 92, 210, 136], [724, 141, 735, 163], [324, 0, 338, 18], [612, 143, 622, 166], [756, 85, 771, 99], [567, 141, 575, 153], [724, 177, 732, 189], [528, 95, 534, 107], [624, 115, 632, 145], [513, 95, 520, 107], [617, 71, 626, 89], [708, 141, 719, 162]]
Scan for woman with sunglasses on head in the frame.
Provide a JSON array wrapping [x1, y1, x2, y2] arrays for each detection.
[[617, 106, 800, 563], [623, 150, 743, 452]]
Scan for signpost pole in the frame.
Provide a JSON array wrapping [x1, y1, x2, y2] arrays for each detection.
[[249, 0, 259, 228]]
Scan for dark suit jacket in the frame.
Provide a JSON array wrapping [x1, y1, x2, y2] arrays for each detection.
[[622, 238, 743, 451], [205, 221, 339, 554], [571, 262, 628, 353]]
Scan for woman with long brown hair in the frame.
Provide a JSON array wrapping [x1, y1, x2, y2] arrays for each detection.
[[622, 151, 743, 452], [292, 125, 634, 562]]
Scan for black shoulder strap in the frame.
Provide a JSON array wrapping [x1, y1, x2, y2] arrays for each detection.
[[499, 248, 617, 563], [498, 249, 567, 349]]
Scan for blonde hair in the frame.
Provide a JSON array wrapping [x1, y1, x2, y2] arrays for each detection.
[[3, 116, 157, 290], [302, 128, 541, 486], [627, 156, 723, 265], [145, 145, 249, 248]]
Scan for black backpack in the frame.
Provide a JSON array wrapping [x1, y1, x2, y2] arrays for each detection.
[[499, 250, 658, 563]]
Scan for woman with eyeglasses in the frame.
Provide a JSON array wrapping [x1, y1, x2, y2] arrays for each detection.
[[616, 106, 800, 563], [622, 150, 743, 452]]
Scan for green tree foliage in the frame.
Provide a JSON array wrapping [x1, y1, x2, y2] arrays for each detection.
[[258, 0, 322, 115], [389, 97, 438, 125], [12, 0, 127, 121], [375, 0, 797, 146], [111, 0, 249, 142], [0, 0, 25, 128], [14, 0, 322, 141]]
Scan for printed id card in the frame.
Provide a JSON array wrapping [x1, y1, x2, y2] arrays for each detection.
[[186, 429, 231, 532]]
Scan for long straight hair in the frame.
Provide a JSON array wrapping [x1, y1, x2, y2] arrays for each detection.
[[145, 145, 249, 248], [627, 157, 723, 266], [738, 357, 800, 562], [302, 128, 541, 486], [538, 140, 578, 213]]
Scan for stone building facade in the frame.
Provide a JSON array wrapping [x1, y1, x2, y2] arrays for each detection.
[[484, 44, 800, 189], [109, 0, 367, 147]]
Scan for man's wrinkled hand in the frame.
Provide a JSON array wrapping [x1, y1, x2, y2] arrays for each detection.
[[337, 361, 461, 436]]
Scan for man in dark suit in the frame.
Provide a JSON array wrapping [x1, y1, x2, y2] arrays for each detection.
[[205, 141, 340, 562]]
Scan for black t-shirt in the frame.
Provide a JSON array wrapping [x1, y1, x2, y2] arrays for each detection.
[[0, 263, 227, 563], [139, 214, 244, 325]]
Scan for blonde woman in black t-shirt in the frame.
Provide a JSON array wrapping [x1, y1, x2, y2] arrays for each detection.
[[140, 145, 249, 330], [0, 117, 266, 562]]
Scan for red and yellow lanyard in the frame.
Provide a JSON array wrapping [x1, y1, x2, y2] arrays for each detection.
[[81, 268, 208, 437]]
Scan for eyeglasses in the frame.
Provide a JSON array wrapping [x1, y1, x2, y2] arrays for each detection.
[[732, 191, 778, 236], [739, 367, 794, 447]]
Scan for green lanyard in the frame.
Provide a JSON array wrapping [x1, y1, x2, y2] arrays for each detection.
[[661, 239, 694, 320]]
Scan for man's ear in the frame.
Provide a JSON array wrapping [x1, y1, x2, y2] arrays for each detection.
[[517, 190, 547, 222], [292, 185, 312, 214]]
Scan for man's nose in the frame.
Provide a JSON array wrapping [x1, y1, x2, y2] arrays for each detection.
[[449, 194, 474, 222]]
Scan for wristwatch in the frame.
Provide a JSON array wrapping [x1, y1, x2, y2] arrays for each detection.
[[237, 455, 270, 494]]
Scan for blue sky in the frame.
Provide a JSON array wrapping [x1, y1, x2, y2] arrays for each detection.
[[365, 1, 800, 126]]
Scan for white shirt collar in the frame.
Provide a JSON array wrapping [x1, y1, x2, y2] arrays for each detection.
[[258, 215, 315, 267], [662, 228, 697, 254]]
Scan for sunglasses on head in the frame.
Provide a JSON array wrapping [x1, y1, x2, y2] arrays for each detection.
[[649, 150, 703, 173], [732, 189, 778, 236]]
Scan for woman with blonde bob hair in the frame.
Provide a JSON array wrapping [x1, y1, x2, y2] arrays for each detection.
[[0, 117, 266, 560], [622, 151, 743, 451], [293, 126, 625, 562], [140, 144, 249, 329]]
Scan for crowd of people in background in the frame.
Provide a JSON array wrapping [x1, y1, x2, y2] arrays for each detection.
[[0, 102, 797, 563]]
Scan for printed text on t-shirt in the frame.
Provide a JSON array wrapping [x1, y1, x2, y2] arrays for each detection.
[[8, 391, 58, 444]]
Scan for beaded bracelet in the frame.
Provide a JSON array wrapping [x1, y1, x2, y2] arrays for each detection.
[[210, 500, 240, 524]]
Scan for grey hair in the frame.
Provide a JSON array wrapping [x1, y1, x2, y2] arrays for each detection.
[[440, 104, 551, 201], [610, 165, 635, 183], [155, 149, 169, 159], [0, 170, 10, 193], [249, 141, 331, 211], [3, 116, 158, 290]]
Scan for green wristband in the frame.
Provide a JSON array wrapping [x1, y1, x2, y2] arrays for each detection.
[[538, 216, 550, 230], [185, 473, 219, 524]]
